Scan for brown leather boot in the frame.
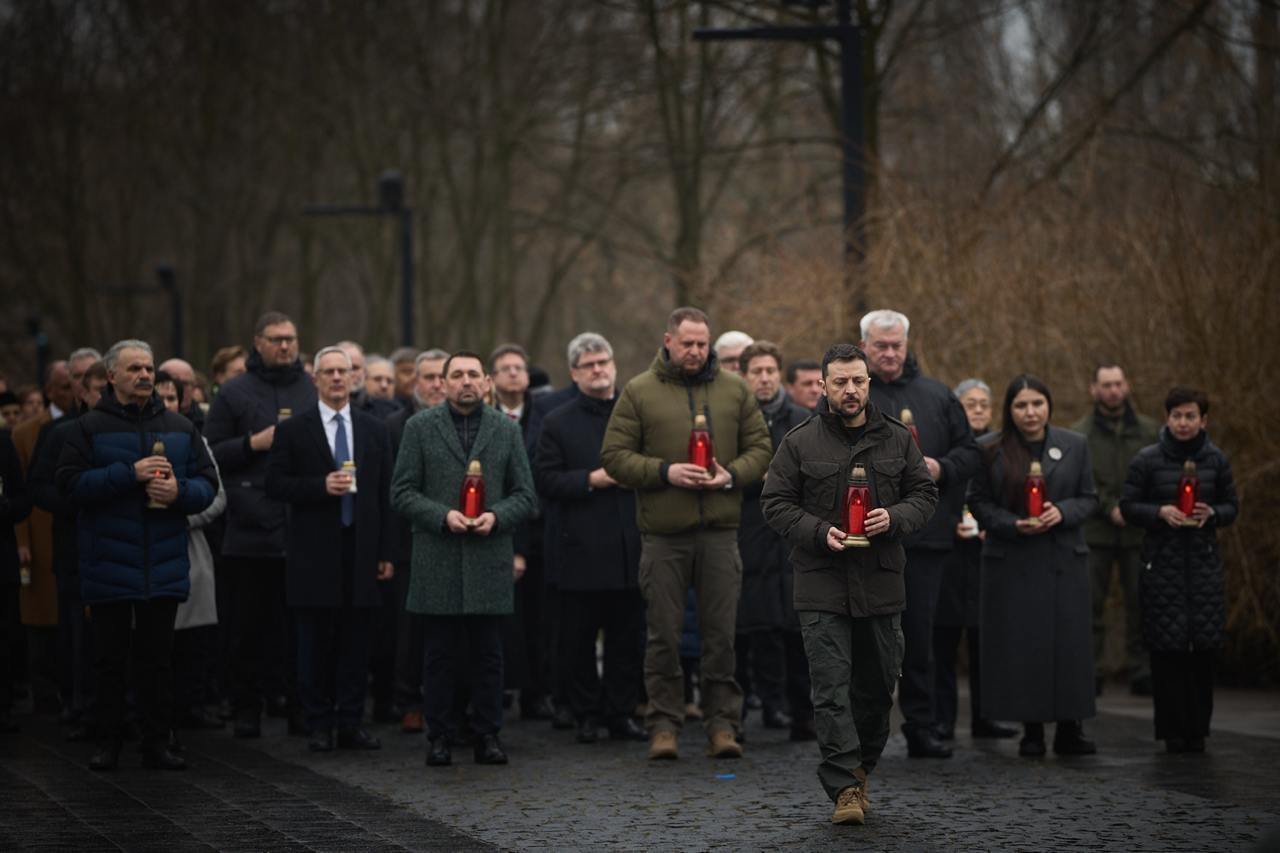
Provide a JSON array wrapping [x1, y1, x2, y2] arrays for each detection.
[[832, 786, 865, 825], [648, 730, 679, 760], [706, 729, 743, 759]]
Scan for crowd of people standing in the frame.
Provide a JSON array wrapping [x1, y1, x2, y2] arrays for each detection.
[[0, 305, 1238, 826]]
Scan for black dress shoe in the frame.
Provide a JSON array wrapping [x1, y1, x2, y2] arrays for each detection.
[[140, 744, 187, 770], [790, 719, 818, 742], [1053, 721, 1097, 756], [551, 705, 575, 731], [905, 730, 953, 758], [935, 721, 956, 741], [761, 707, 792, 730], [308, 729, 335, 752], [89, 740, 122, 771], [607, 717, 648, 742], [233, 712, 261, 739], [1019, 736, 1047, 757], [337, 727, 381, 750], [576, 720, 599, 744], [426, 737, 452, 766], [971, 719, 1019, 739], [474, 734, 508, 765]]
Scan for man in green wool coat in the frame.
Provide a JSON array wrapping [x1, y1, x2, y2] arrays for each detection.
[[390, 350, 536, 768]]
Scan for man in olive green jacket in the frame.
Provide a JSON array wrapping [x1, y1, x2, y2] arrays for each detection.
[[391, 351, 536, 766], [1071, 363, 1160, 695], [600, 307, 772, 760], [761, 344, 937, 825]]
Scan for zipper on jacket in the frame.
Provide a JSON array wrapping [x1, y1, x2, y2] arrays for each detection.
[[136, 409, 152, 597]]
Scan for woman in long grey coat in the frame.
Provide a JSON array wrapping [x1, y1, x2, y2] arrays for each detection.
[[968, 375, 1099, 757]]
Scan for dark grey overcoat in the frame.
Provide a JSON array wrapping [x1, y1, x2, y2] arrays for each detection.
[[967, 426, 1099, 723]]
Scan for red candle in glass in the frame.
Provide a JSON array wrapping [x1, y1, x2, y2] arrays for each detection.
[[688, 414, 713, 471], [1024, 460, 1045, 522], [900, 408, 921, 447], [460, 460, 485, 519], [842, 464, 872, 548], [1177, 460, 1199, 524]]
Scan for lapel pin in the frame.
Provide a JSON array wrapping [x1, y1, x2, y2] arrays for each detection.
[[1048, 446, 1063, 461]]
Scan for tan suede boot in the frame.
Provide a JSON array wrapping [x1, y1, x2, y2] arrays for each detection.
[[853, 767, 870, 814], [648, 730, 679, 760], [832, 786, 865, 825], [706, 729, 743, 758]]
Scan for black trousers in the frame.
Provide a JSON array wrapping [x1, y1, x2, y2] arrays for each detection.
[[90, 598, 179, 744], [561, 589, 645, 722], [368, 577, 397, 712], [295, 605, 372, 731], [173, 625, 215, 716], [0, 584, 19, 713], [227, 557, 294, 716], [898, 548, 946, 734], [391, 559, 424, 711], [56, 583, 95, 719], [505, 555, 549, 705], [735, 629, 786, 710], [1150, 649, 1215, 741], [422, 615, 504, 741], [783, 629, 813, 722], [933, 624, 982, 727]]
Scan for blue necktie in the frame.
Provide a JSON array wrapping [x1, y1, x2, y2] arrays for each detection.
[[333, 413, 354, 527]]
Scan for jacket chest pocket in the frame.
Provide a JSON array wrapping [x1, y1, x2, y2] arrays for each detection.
[[871, 458, 906, 506], [800, 461, 842, 514]]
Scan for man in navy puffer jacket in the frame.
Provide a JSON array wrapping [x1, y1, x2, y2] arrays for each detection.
[[57, 339, 216, 771]]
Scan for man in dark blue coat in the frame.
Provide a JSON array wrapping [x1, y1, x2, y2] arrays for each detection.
[[861, 310, 979, 758], [535, 332, 646, 744], [266, 346, 396, 753], [56, 339, 217, 770], [204, 311, 317, 737]]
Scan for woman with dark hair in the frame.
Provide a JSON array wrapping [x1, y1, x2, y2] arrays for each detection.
[[1120, 387, 1237, 753], [968, 374, 1100, 757]]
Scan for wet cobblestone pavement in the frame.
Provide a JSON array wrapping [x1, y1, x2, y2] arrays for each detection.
[[3, 694, 1278, 851]]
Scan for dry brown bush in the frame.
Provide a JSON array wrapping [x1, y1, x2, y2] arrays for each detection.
[[727, 181, 1280, 684]]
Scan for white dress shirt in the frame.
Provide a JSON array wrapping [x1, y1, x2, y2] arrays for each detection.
[[318, 400, 353, 463]]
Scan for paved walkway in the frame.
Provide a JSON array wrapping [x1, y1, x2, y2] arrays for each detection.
[[3, 684, 1278, 851]]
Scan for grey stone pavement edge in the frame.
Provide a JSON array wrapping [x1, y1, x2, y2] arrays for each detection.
[[2, 685, 1278, 851]]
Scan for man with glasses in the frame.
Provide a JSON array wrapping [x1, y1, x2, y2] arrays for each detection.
[[205, 312, 317, 739]]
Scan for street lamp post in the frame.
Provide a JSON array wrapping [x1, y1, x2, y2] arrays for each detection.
[[694, 0, 866, 316], [304, 170, 416, 347]]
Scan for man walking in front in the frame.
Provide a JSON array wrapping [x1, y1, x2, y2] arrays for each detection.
[[761, 343, 937, 824], [600, 307, 772, 761]]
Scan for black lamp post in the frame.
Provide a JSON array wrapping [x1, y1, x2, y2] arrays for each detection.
[[694, 0, 866, 312], [305, 170, 416, 347]]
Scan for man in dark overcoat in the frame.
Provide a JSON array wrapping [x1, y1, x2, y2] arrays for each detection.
[[266, 346, 396, 752]]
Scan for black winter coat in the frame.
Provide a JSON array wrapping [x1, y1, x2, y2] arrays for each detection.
[[1120, 428, 1238, 652], [736, 392, 810, 631], [203, 351, 317, 558], [868, 356, 981, 551], [535, 393, 639, 592], [28, 413, 81, 591], [265, 405, 397, 608], [0, 430, 33, 584]]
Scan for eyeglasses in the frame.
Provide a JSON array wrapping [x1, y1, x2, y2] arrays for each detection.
[[262, 335, 297, 346]]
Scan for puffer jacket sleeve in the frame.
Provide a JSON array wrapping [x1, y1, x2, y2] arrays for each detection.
[[600, 384, 665, 489], [760, 429, 831, 553], [390, 416, 451, 531], [1120, 449, 1162, 530], [886, 436, 939, 537], [56, 419, 137, 508], [725, 389, 773, 488]]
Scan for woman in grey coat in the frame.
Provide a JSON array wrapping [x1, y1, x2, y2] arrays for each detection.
[[968, 375, 1099, 757]]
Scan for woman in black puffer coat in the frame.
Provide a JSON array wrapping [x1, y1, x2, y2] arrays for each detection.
[[1120, 386, 1238, 754]]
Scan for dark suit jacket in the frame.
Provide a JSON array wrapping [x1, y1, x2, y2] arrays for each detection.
[[265, 404, 396, 609]]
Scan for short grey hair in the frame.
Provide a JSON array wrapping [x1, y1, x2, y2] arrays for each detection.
[[414, 348, 450, 369], [859, 309, 910, 340], [364, 355, 392, 372], [68, 347, 103, 364], [336, 340, 365, 359], [312, 345, 353, 373], [389, 346, 419, 366], [566, 332, 613, 369], [953, 378, 991, 398], [713, 330, 753, 354], [103, 339, 153, 371]]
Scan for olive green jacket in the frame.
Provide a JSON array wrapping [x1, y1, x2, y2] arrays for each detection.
[[1070, 404, 1159, 549], [600, 350, 772, 534], [390, 403, 536, 615]]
